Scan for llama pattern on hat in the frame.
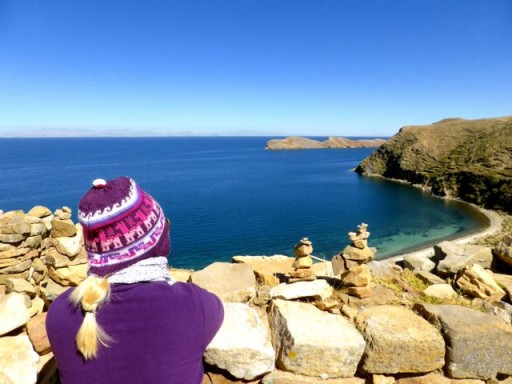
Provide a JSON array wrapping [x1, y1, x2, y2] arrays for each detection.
[[78, 176, 170, 276]]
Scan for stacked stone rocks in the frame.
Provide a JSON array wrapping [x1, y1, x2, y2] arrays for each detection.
[[0, 206, 87, 384], [331, 223, 376, 276], [289, 237, 315, 282]]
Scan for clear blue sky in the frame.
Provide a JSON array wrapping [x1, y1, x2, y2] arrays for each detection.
[[0, 0, 511, 136]]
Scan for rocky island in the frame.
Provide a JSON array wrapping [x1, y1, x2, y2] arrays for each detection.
[[266, 136, 386, 150], [355, 116, 512, 214]]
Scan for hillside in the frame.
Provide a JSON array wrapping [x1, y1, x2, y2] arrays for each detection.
[[355, 116, 512, 213], [266, 136, 386, 150]]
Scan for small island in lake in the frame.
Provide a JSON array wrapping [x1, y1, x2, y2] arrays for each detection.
[[265, 136, 386, 150]]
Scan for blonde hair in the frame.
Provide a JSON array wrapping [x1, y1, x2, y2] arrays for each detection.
[[70, 275, 112, 360]]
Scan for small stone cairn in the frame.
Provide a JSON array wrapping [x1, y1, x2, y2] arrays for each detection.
[[0, 206, 88, 384], [332, 223, 376, 276], [289, 237, 316, 282]]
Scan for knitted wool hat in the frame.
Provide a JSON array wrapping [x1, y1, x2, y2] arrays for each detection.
[[78, 177, 170, 277]]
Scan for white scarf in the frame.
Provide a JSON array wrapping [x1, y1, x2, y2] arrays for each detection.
[[106, 256, 176, 285]]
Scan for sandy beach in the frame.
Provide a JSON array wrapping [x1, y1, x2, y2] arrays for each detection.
[[389, 204, 505, 262]]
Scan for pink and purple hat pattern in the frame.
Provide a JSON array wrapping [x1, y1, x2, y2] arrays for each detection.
[[78, 177, 170, 277]]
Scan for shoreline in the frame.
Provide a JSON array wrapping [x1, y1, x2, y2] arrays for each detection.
[[386, 203, 504, 263], [356, 172, 506, 263]]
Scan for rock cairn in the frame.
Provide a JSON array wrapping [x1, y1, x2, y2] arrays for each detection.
[[0, 206, 87, 384], [289, 237, 315, 282], [331, 223, 376, 276]]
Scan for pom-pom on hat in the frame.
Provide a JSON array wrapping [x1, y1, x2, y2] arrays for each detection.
[[78, 177, 170, 277]]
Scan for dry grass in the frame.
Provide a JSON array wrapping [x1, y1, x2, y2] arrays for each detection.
[[372, 269, 477, 309]]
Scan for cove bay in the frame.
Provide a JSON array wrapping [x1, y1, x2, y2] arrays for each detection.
[[0, 137, 488, 269]]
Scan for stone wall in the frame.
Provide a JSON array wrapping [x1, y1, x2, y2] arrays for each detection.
[[1, 207, 512, 384], [0, 206, 87, 384]]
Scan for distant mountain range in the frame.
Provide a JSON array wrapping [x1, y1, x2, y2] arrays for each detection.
[[0, 128, 285, 138]]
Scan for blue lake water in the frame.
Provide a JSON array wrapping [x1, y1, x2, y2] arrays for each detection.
[[0, 137, 488, 269]]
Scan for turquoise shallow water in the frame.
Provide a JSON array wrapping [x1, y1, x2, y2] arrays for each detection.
[[0, 137, 488, 269]]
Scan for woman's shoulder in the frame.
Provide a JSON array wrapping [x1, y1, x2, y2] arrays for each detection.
[[111, 281, 217, 302]]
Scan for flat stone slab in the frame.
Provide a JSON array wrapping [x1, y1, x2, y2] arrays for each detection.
[[0, 292, 31, 336], [415, 304, 512, 379], [434, 242, 493, 277], [232, 255, 294, 286], [190, 262, 256, 303], [0, 335, 39, 384], [355, 305, 445, 374], [204, 303, 275, 380], [270, 279, 333, 301], [269, 299, 366, 378]]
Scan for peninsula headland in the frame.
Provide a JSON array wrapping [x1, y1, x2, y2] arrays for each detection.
[[265, 136, 387, 150], [356, 116, 512, 214]]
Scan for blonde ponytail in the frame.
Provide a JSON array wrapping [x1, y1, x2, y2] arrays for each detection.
[[70, 275, 112, 360]]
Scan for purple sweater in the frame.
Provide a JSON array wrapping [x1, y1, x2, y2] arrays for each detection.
[[46, 281, 224, 384]]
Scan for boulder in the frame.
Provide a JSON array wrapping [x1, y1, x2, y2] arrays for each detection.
[[355, 305, 445, 374], [493, 273, 512, 302], [204, 303, 275, 380], [27, 206, 52, 218], [367, 260, 402, 280], [0, 335, 39, 384], [494, 235, 512, 267], [0, 292, 31, 336], [476, 299, 512, 326], [403, 254, 435, 272], [415, 304, 512, 379], [27, 312, 51, 354], [435, 242, 493, 277], [50, 218, 77, 237], [423, 284, 457, 300], [269, 279, 333, 301], [269, 299, 366, 378], [232, 255, 294, 286], [190, 262, 256, 303], [455, 264, 506, 301]]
